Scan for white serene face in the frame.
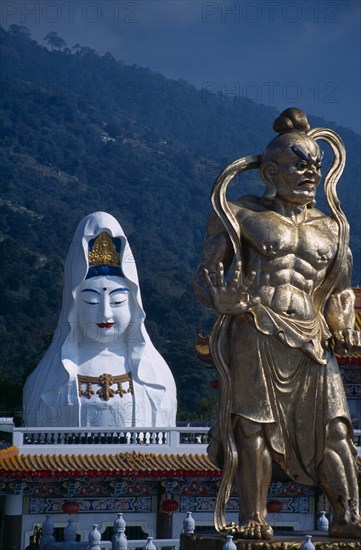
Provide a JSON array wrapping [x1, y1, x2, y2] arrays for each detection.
[[77, 276, 132, 345]]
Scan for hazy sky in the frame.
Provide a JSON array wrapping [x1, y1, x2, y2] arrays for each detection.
[[2, 0, 360, 132]]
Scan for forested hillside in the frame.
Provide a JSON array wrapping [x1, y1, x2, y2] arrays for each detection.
[[0, 25, 360, 416]]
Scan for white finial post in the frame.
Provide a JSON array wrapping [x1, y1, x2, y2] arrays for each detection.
[[144, 536, 156, 550], [112, 512, 127, 549], [88, 524, 101, 549], [64, 518, 77, 542], [40, 516, 55, 548], [222, 534, 236, 550], [183, 511, 195, 534], [301, 535, 315, 550], [316, 510, 329, 532], [112, 528, 127, 550], [114, 512, 126, 531]]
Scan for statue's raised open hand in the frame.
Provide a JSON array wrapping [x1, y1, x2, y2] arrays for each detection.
[[203, 261, 260, 316]]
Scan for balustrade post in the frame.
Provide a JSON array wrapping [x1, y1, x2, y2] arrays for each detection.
[[112, 528, 127, 550], [88, 524, 102, 548], [168, 429, 179, 451], [183, 511, 195, 534], [64, 518, 77, 541], [143, 536, 156, 550], [13, 429, 23, 448], [40, 515, 55, 548]]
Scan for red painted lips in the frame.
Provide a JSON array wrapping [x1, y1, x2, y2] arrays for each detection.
[[97, 323, 114, 329]]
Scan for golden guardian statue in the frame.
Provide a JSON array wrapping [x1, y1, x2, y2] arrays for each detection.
[[193, 108, 361, 540]]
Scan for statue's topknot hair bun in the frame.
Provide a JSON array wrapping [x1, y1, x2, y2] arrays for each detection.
[[273, 108, 310, 135]]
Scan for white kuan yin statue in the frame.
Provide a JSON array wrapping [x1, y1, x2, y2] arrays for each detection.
[[23, 212, 177, 428]]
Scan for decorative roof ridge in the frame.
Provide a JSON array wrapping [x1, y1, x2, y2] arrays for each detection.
[[0, 445, 18, 460], [25, 451, 211, 461], [30, 451, 209, 460], [1, 453, 361, 478], [0, 450, 218, 474]]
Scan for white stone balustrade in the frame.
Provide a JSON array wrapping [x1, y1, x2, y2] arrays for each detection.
[[3, 426, 361, 455], [9, 426, 209, 455]]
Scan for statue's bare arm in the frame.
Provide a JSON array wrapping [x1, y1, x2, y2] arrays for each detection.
[[193, 212, 234, 309], [325, 248, 361, 354]]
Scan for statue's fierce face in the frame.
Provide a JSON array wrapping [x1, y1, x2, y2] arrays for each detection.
[[76, 275, 132, 344], [261, 135, 323, 206]]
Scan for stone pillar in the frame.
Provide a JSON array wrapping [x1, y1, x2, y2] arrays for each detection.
[[3, 495, 23, 550]]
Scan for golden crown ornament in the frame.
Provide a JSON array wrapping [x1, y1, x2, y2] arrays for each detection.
[[88, 232, 120, 267]]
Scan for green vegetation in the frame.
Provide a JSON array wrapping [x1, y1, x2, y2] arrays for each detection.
[[0, 25, 360, 417]]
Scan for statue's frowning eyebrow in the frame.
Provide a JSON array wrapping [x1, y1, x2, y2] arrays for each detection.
[[291, 144, 312, 161], [291, 144, 324, 163], [81, 289, 101, 295]]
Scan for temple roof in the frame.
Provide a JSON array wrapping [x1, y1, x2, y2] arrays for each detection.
[[1, 445, 361, 478], [0, 446, 219, 477], [194, 331, 213, 364]]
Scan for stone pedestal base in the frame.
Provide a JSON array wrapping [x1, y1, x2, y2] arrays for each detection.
[[180, 532, 361, 549]]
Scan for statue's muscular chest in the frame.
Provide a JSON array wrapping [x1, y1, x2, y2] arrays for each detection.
[[237, 208, 337, 270]]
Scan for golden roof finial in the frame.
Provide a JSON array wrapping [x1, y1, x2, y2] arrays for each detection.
[[88, 232, 120, 267]]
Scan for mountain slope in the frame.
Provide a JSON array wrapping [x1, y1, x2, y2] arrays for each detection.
[[0, 25, 360, 415]]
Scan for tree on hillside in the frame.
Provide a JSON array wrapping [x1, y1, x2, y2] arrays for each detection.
[[8, 24, 31, 38], [103, 52, 116, 62], [44, 31, 66, 51], [72, 43, 96, 56], [79, 46, 96, 56]]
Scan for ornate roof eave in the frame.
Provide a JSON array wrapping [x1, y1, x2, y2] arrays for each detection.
[[1, 446, 361, 480], [0, 447, 221, 479]]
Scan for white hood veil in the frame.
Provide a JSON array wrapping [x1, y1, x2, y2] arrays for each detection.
[[23, 212, 177, 427]]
